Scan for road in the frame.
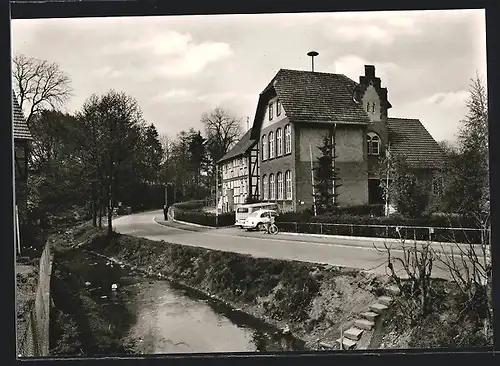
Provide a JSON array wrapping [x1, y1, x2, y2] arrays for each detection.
[[113, 211, 488, 280]]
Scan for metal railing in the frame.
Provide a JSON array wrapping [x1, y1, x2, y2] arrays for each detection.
[[17, 242, 54, 358], [275, 221, 490, 245]]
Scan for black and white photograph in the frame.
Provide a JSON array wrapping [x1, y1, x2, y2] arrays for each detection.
[[11, 8, 492, 358]]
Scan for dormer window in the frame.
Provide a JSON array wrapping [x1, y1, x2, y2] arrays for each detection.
[[269, 102, 274, 120], [367, 132, 380, 155], [277, 99, 282, 116]]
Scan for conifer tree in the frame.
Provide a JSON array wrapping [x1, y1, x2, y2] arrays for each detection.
[[313, 130, 342, 214]]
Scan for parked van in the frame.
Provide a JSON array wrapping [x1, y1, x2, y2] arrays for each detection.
[[235, 202, 279, 227]]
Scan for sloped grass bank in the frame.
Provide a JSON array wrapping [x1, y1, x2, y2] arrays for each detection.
[[372, 280, 493, 349], [84, 231, 387, 349], [49, 248, 137, 356]]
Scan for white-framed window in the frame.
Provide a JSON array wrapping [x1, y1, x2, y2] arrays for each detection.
[[269, 173, 276, 200], [277, 99, 282, 116], [276, 128, 283, 156], [262, 175, 268, 200], [262, 135, 268, 160], [367, 132, 380, 155], [269, 131, 275, 158], [285, 170, 292, 200], [284, 124, 291, 154], [277, 172, 284, 200], [269, 102, 274, 120]]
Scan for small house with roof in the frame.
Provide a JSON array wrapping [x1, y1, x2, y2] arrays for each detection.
[[218, 64, 444, 213], [12, 90, 33, 200]]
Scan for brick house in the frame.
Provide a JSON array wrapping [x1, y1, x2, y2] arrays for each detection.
[[218, 65, 444, 213]]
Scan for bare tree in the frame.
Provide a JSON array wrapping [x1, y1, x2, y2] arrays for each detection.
[[201, 106, 242, 164], [375, 234, 435, 325], [12, 53, 72, 126]]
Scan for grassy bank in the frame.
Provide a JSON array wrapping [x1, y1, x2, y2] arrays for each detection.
[[80, 230, 389, 350], [49, 246, 137, 357]]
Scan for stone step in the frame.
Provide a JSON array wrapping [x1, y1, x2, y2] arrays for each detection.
[[378, 296, 393, 306], [319, 341, 335, 350], [336, 337, 357, 350], [360, 311, 379, 321], [370, 302, 389, 314], [354, 318, 375, 331], [386, 284, 401, 296], [343, 327, 364, 341]]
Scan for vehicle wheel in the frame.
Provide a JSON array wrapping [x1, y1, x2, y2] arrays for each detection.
[[269, 224, 278, 235]]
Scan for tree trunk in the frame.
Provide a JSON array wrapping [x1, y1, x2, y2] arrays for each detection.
[[91, 181, 97, 227]]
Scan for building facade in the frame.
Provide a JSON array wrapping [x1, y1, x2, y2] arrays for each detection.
[[218, 65, 444, 213], [218, 129, 259, 213]]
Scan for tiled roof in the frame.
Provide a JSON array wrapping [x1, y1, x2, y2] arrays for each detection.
[[218, 129, 257, 164], [271, 69, 371, 124], [12, 91, 33, 141], [388, 117, 444, 169]]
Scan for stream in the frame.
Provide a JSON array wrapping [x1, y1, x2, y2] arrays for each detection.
[[55, 249, 305, 355]]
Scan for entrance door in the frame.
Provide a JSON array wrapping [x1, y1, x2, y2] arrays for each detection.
[[368, 179, 384, 204]]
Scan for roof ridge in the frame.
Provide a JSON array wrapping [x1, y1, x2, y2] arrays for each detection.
[[388, 117, 420, 121]]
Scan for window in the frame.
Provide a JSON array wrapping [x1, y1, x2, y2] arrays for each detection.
[[276, 128, 283, 156], [269, 173, 276, 200], [284, 124, 291, 154], [367, 132, 380, 155], [366, 102, 376, 113], [285, 170, 292, 200], [277, 172, 284, 200], [277, 99, 282, 116], [262, 175, 268, 200], [269, 131, 275, 158], [262, 135, 268, 160], [269, 102, 274, 120]]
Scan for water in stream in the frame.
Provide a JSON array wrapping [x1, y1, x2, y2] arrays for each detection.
[[55, 249, 305, 355]]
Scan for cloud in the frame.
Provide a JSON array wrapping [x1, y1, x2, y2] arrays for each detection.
[[151, 89, 196, 102], [107, 30, 233, 78], [328, 55, 401, 82], [420, 91, 469, 108]]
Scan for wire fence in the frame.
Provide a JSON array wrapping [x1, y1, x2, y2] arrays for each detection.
[[275, 222, 490, 245], [17, 242, 54, 358]]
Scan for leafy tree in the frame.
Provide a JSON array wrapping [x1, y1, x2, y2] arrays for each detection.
[[378, 153, 429, 217], [313, 132, 342, 214], [75, 90, 145, 235], [12, 53, 72, 126]]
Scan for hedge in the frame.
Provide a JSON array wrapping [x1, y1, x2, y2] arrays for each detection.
[[172, 200, 207, 211], [275, 221, 486, 244], [173, 209, 235, 227], [275, 210, 480, 229]]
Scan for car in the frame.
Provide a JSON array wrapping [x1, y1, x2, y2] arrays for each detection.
[[241, 209, 277, 231]]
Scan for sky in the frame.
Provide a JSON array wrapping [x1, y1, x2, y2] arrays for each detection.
[[11, 9, 487, 145]]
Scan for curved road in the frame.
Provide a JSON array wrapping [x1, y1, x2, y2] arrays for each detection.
[[113, 211, 486, 280]]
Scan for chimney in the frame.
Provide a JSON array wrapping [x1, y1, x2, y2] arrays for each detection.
[[246, 116, 250, 131], [365, 65, 375, 78]]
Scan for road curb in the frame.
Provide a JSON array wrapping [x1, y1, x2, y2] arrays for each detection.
[[154, 216, 226, 230]]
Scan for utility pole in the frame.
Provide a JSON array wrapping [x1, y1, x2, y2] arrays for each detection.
[[310, 144, 317, 216]]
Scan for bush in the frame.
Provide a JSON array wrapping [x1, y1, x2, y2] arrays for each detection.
[[274, 211, 484, 243], [173, 208, 235, 227], [172, 200, 206, 211]]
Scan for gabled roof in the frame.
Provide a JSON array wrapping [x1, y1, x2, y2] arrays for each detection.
[[12, 91, 33, 141], [218, 128, 257, 164], [388, 117, 444, 169], [251, 69, 373, 139]]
